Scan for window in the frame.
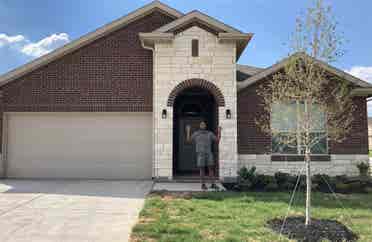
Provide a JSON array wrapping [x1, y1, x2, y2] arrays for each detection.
[[271, 101, 327, 155], [192, 39, 199, 57]]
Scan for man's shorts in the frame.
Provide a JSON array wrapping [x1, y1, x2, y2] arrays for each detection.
[[196, 152, 214, 167]]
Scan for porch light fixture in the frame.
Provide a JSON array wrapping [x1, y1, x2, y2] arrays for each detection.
[[226, 109, 232, 119], [162, 109, 167, 119]]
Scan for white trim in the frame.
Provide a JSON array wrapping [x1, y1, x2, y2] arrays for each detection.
[[154, 10, 242, 34], [238, 154, 367, 176], [0, 1, 183, 87], [218, 33, 253, 41], [139, 32, 174, 49], [150, 11, 253, 60], [351, 88, 372, 96]]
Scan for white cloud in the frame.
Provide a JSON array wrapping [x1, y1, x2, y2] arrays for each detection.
[[0, 32, 70, 57], [0, 33, 26, 47], [346, 66, 372, 117], [21, 33, 70, 57], [346, 66, 372, 83]]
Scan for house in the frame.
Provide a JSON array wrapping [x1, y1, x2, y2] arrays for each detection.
[[0, 1, 370, 181]]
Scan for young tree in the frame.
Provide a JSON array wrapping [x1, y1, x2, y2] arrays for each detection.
[[257, 0, 355, 226]]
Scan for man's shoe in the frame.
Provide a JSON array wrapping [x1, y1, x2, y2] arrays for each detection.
[[201, 183, 208, 190], [210, 183, 219, 190]]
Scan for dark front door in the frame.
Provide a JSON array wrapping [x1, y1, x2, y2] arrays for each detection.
[[173, 87, 217, 176], [177, 117, 203, 173]]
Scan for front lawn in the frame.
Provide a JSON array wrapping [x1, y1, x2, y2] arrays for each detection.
[[131, 191, 372, 242]]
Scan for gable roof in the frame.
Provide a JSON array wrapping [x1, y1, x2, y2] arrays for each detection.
[[237, 52, 372, 92], [140, 10, 253, 60], [154, 10, 242, 34], [0, 1, 183, 87], [236, 64, 264, 82]]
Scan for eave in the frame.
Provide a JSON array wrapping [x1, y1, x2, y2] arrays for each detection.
[[139, 33, 174, 49], [0, 1, 183, 87], [351, 88, 372, 97], [218, 33, 254, 60]]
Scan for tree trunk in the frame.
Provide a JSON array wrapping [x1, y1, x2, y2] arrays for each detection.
[[305, 151, 311, 226]]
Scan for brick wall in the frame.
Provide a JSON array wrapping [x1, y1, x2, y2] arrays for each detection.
[[0, 11, 175, 112], [237, 81, 369, 155], [329, 97, 369, 154], [237, 82, 270, 154]]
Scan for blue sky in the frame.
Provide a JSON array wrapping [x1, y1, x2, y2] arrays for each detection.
[[1, 0, 372, 112]]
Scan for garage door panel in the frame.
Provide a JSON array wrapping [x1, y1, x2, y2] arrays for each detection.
[[6, 112, 152, 179]]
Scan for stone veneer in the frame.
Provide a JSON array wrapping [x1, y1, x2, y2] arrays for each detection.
[[153, 26, 238, 180], [239, 154, 369, 176]]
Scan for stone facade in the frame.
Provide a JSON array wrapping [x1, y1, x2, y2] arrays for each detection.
[[239, 154, 369, 176], [153, 26, 238, 180]]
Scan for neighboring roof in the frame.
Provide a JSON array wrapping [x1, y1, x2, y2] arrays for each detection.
[[237, 64, 264, 75], [237, 52, 372, 92], [154, 10, 242, 34], [0, 1, 183, 87], [236, 64, 264, 82]]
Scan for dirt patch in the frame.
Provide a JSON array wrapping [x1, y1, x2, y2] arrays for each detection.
[[267, 216, 358, 242], [150, 190, 201, 199], [130, 235, 156, 242]]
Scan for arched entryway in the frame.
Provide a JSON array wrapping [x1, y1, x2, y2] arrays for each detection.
[[173, 87, 218, 177], [170, 79, 225, 179]]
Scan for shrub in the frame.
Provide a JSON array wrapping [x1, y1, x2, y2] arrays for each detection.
[[357, 161, 370, 177], [274, 172, 291, 187], [298, 175, 307, 191], [264, 182, 279, 191], [237, 166, 257, 183], [335, 182, 351, 193], [237, 166, 258, 191], [235, 167, 368, 194], [365, 187, 372, 193], [335, 181, 366, 193], [255, 174, 276, 189], [335, 175, 349, 183], [312, 174, 336, 193], [237, 167, 281, 191]]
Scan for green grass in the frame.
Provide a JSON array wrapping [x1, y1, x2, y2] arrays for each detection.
[[369, 150, 372, 157], [131, 191, 372, 242]]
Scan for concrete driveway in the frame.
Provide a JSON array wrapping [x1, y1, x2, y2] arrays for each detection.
[[0, 180, 153, 242]]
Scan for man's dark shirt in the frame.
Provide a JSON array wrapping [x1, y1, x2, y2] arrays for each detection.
[[190, 130, 217, 153]]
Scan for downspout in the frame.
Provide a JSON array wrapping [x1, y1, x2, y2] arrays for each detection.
[[140, 39, 157, 180]]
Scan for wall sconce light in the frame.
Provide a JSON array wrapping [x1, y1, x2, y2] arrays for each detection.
[[162, 109, 167, 119], [226, 109, 231, 119]]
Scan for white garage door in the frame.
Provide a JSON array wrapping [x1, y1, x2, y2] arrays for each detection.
[[5, 112, 152, 179]]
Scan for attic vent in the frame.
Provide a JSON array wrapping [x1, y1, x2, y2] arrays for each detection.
[[192, 39, 199, 57]]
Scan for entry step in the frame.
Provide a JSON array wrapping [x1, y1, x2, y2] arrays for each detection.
[[152, 182, 225, 192]]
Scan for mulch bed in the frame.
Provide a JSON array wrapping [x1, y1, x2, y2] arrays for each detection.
[[267, 216, 358, 242]]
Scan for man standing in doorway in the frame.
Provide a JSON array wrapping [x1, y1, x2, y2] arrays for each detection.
[[187, 121, 221, 190]]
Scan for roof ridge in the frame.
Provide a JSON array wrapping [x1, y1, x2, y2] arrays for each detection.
[[153, 9, 244, 34], [237, 52, 372, 91]]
